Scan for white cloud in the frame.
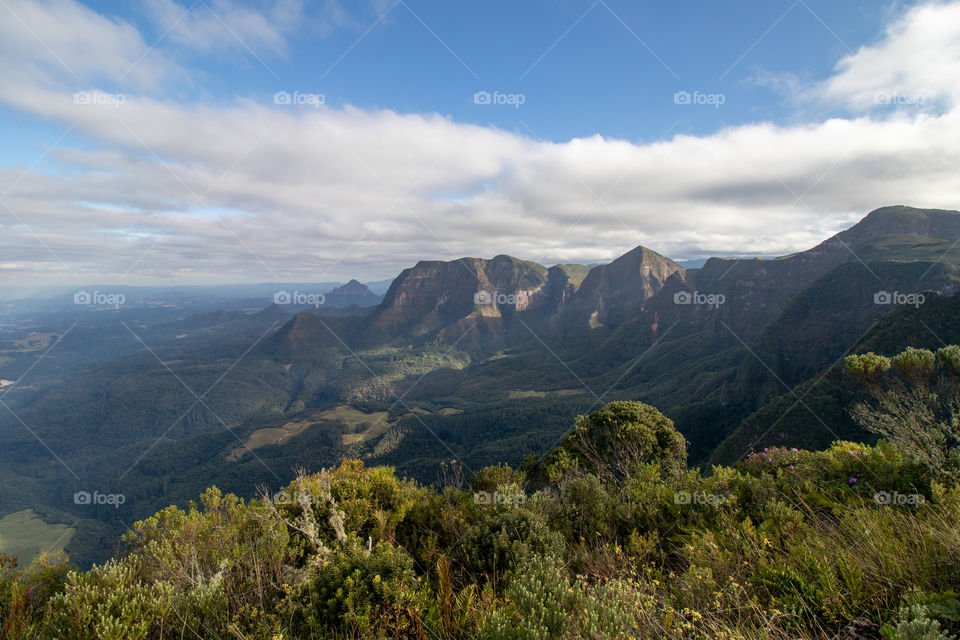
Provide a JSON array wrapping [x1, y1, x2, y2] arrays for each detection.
[[142, 0, 300, 58], [0, 0, 174, 88], [0, 0, 959, 287], [816, 1, 960, 111]]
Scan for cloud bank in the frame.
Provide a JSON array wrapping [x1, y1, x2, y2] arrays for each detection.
[[0, 0, 958, 286]]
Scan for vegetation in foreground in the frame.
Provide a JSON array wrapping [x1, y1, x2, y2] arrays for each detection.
[[2, 346, 960, 639]]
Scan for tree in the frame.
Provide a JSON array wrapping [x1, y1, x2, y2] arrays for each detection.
[[845, 346, 960, 479], [545, 401, 687, 483]]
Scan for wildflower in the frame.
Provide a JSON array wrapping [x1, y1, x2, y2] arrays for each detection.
[[789, 465, 794, 470], [849, 477, 857, 484]]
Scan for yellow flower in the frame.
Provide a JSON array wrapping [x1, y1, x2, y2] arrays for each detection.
[[373, 574, 382, 584]]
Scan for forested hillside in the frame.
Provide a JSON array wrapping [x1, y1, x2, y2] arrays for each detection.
[[3, 345, 959, 639]]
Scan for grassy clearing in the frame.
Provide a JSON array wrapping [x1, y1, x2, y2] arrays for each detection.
[[0, 509, 73, 563], [325, 406, 390, 446], [228, 405, 393, 459], [227, 419, 316, 461], [12, 333, 59, 351], [507, 389, 585, 399]]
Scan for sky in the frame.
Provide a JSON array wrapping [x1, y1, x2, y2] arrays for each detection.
[[0, 0, 958, 287]]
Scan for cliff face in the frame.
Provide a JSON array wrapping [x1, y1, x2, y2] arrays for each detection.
[[277, 205, 960, 366], [560, 246, 685, 330], [365, 255, 573, 348]]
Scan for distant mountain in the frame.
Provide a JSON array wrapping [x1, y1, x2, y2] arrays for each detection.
[[323, 279, 381, 308], [3, 204, 960, 568]]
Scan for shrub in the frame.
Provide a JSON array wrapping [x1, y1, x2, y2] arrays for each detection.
[[882, 605, 958, 640], [478, 554, 645, 640], [0, 553, 69, 639], [545, 401, 688, 483], [289, 540, 428, 639], [454, 508, 563, 588], [846, 346, 960, 479]]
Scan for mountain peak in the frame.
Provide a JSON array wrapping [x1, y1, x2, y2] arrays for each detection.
[[329, 279, 375, 297], [833, 205, 960, 249]]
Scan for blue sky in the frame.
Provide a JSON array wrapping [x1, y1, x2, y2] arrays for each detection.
[[0, 0, 957, 286], [6, 0, 903, 147]]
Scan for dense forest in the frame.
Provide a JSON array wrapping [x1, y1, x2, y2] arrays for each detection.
[[2, 345, 959, 639]]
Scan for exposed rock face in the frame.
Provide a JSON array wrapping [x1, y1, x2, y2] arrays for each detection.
[[278, 204, 960, 372], [369, 255, 550, 332], [559, 246, 685, 330]]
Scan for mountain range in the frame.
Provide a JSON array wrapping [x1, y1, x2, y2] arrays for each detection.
[[0, 204, 958, 566]]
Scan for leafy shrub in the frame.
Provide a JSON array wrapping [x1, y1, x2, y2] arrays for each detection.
[[0, 553, 69, 639], [478, 554, 645, 640], [545, 401, 688, 482], [288, 540, 428, 639], [454, 508, 563, 588], [846, 346, 960, 479], [469, 463, 525, 494], [883, 605, 958, 640]]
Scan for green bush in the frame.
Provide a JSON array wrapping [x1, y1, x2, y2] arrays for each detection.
[[289, 540, 428, 639], [545, 401, 688, 482], [846, 346, 960, 479]]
